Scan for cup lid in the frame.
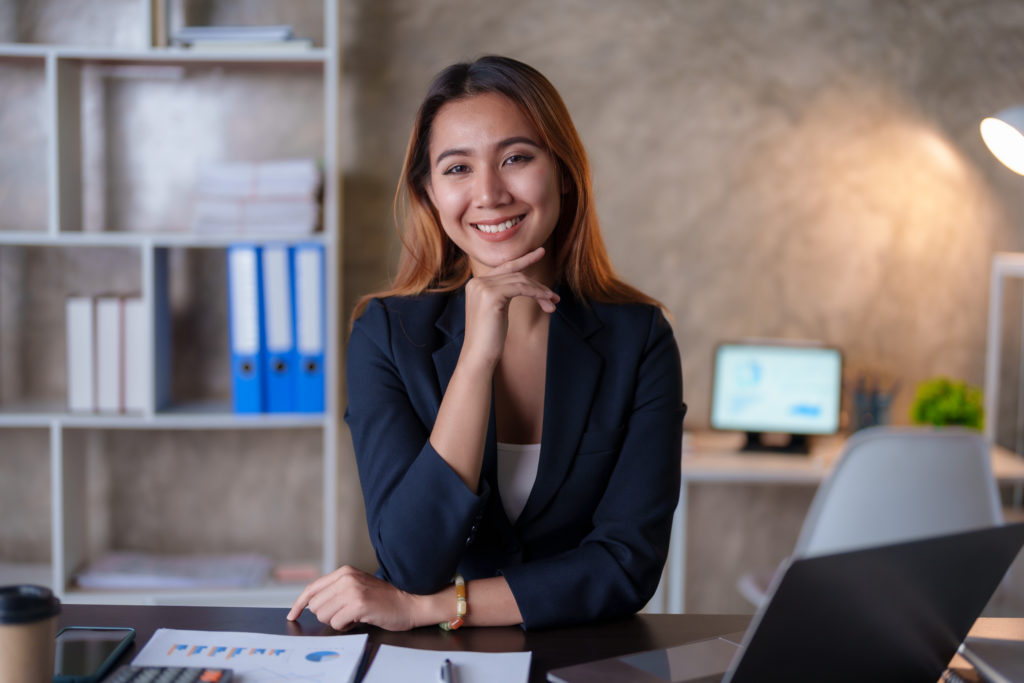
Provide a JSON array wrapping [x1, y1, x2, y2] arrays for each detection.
[[0, 585, 61, 624]]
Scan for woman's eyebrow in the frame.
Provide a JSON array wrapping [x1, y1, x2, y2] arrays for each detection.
[[433, 136, 542, 168]]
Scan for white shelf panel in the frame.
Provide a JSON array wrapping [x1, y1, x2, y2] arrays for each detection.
[[62, 583, 305, 608], [0, 44, 327, 64], [0, 44, 50, 58], [0, 405, 327, 430], [0, 232, 330, 247]]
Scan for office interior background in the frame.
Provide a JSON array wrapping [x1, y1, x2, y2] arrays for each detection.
[[3, 0, 1024, 613]]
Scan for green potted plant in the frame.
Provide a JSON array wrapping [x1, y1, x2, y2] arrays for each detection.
[[909, 376, 984, 430]]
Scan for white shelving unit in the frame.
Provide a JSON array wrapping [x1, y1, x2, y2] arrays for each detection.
[[0, 0, 341, 606]]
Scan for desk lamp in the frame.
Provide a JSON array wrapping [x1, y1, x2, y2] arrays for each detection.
[[981, 105, 1024, 483], [981, 106, 1024, 176]]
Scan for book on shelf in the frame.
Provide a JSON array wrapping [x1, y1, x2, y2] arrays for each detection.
[[187, 38, 315, 53], [66, 296, 96, 413], [192, 159, 322, 237], [75, 552, 273, 590], [193, 198, 320, 237], [66, 294, 145, 415], [172, 24, 294, 46]]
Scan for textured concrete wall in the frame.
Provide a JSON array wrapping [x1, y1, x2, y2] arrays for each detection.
[[342, 0, 1024, 433], [4, 0, 1024, 588]]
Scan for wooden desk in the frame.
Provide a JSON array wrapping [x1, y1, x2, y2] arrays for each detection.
[[58, 604, 751, 683], [661, 431, 1024, 614], [57, 604, 1022, 682]]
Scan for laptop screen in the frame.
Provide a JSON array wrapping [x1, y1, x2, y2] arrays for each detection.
[[710, 342, 842, 435]]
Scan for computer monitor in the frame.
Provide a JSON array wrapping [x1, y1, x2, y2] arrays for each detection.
[[710, 342, 842, 453]]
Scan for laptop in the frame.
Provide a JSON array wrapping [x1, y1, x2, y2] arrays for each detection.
[[548, 523, 1024, 683]]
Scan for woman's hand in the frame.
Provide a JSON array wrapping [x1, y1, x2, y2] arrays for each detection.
[[286, 566, 422, 632], [461, 246, 560, 369]]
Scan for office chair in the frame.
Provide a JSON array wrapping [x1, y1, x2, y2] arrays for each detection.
[[737, 426, 1004, 608]]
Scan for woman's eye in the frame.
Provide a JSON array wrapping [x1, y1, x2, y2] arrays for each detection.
[[504, 153, 533, 166], [443, 164, 470, 175]]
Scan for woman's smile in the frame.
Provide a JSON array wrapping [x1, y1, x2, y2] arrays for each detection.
[[471, 214, 525, 237]]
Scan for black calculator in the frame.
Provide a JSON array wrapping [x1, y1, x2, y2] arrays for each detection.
[[103, 666, 233, 682]]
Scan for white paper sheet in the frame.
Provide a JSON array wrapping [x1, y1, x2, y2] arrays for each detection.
[[362, 644, 531, 683], [132, 628, 367, 683]]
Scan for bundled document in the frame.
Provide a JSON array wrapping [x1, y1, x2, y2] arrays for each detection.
[[171, 25, 313, 51], [75, 552, 272, 590], [192, 159, 322, 237]]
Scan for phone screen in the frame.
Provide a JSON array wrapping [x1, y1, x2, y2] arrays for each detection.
[[54, 627, 134, 677]]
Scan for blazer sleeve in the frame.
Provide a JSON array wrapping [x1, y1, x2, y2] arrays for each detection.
[[346, 298, 490, 594], [502, 307, 685, 629]]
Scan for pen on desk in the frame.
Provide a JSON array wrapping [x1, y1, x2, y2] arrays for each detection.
[[440, 657, 455, 683]]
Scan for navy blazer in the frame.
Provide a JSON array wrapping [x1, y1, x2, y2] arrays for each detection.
[[346, 285, 685, 629]]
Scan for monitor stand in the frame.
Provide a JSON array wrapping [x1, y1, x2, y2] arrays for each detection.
[[741, 432, 810, 455]]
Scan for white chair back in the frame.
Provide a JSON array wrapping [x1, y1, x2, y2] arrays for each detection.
[[793, 426, 1002, 559]]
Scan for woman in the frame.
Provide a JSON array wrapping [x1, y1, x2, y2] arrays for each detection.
[[288, 55, 684, 631]]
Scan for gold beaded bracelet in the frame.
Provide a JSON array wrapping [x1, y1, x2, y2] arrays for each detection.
[[439, 573, 467, 630]]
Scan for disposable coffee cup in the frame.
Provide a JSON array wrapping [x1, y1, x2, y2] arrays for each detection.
[[0, 585, 61, 683]]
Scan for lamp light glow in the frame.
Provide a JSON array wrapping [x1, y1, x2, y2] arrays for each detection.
[[981, 106, 1024, 176]]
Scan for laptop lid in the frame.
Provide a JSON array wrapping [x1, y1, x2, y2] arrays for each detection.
[[546, 523, 1024, 683], [726, 522, 1024, 682]]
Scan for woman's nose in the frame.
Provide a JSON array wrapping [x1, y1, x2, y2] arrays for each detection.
[[474, 166, 511, 207]]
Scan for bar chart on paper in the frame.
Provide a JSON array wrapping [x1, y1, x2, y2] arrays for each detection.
[[131, 629, 367, 683]]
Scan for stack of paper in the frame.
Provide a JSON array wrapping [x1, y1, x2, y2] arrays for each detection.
[[172, 25, 313, 52], [75, 552, 272, 590], [363, 645, 531, 683], [192, 159, 322, 237]]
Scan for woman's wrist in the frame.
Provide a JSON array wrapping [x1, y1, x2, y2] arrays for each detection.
[[409, 585, 451, 628]]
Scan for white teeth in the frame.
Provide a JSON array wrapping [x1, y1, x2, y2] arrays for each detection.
[[474, 216, 521, 233]]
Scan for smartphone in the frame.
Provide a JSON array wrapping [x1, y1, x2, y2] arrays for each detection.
[[54, 626, 136, 683]]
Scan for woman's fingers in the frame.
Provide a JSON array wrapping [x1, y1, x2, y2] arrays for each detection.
[[286, 566, 356, 621], [287, 566, 417, 631]]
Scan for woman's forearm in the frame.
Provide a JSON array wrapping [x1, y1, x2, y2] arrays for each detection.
[[429, 351, 495, 492], [412, 576, 522, 628]]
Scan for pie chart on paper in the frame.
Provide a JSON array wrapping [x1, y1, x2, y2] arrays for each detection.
[[305, 651, 341, 662]]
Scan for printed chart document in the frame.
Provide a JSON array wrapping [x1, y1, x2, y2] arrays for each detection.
[[132, 628, 367, 683], [362, 644, 531, 683]]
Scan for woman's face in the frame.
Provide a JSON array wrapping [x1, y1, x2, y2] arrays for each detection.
[[425, 92, 562, 278]]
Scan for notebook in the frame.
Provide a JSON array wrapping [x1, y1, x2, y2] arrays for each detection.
[[548, 523, 1024, 683]]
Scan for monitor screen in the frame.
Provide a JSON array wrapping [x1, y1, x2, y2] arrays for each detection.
[[710, 343, 842, 435]]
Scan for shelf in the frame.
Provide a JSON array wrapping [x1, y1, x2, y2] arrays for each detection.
[[1, 0, 341, 606], [0, 231, 331, 247], [61, 582, 306, 608], [0, 404, 327, 430], [0, 44, 329, 65]]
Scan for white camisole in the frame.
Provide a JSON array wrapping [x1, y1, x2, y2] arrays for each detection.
[[496, 442, 541, 524]]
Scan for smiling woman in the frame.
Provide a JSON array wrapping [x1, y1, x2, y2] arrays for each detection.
[[287, 55, 686, 632]]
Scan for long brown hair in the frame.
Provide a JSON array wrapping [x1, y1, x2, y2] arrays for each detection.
[[352, 55, 662, 323]]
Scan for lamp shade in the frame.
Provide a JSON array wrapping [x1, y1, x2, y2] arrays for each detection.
[[981, 105, 1024, 175]]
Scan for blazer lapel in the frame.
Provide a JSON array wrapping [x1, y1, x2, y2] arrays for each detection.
[[517, 289, 603, 527], [432, 289, 465, 396]]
